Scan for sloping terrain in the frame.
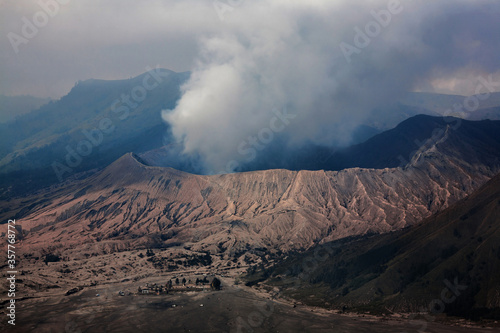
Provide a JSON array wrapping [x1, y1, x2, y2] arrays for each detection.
[[2, 85, 499, 199], [2, 117, 500, 261], [224, 115, 500, 172], [257, 173, 500, 319], [0, 69, 188, 197], [0, 94, 51, 123]]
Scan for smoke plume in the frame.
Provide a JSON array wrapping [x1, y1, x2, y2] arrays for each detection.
[[163, 0, 500, 173]]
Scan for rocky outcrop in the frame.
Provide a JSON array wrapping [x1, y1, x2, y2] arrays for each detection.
[[6, 117, 500, 258]]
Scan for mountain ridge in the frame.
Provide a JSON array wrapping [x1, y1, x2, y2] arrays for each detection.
[[1, 73, 499, 199], [0, 69, 189, 198], [255, 172, 500, 318], [3, 117, 500, 260]]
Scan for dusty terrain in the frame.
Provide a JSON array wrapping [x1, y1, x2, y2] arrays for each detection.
[[2, 245, 498, 332], [2, 270, 499, 333], [1, 117, 499, 331], [3, 133, 499, 261]]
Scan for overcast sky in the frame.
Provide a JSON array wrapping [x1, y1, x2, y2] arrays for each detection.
[[2, 0, 499, 99], [1, 0, 220, 98], [2, 0, 500, 173]]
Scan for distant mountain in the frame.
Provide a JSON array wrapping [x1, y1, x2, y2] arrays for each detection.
[[401, 92, 469, 114], [323, 114, 500, 170], [465, 105, 500, 121], [402, 91, 500, 117], [256, 172, 500, 320], [353, 91, 500, 134], [0, 94, 51, 123], [237, 115, 500, 172], [2, 116, 499, 263], [358, 92, 500, 132], [1, 78, 499, 200], [0, 69, 189, 198]]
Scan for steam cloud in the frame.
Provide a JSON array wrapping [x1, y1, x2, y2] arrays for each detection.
[[163, 0, 500, 174]]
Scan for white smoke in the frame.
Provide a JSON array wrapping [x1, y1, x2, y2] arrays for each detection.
[[163, 0, 500, 173]]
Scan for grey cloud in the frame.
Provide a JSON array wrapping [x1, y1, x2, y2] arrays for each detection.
[[1, 0, 499, 173], [163, 0, 500, 173], [0, 0, 219, 97]]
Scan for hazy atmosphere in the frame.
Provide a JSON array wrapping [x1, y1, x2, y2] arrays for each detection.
[[2, 0, 499, 98], [2, 1, 500, 332], [3, 0, 500, 172]]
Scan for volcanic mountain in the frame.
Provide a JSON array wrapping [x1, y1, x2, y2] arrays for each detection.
[[3, 116, 500, 260], [2, 75, 499, 199], [0, 69, 189, 198], [257, 171, 500, 319]]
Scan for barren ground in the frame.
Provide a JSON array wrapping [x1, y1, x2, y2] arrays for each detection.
[[2, 267, 499, 333]]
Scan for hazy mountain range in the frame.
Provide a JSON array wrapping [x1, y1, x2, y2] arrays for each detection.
[[1, 71, 500, 328], [1, 69, 500, 200], [0, 94, 51, 123], [3, 1, 500, 331], [0, 69, 189, 197], [3, 115, 499, 259]]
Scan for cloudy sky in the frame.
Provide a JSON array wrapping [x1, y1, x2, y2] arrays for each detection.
[[1, 0, 499, 99], [2, 0, 500, 172], [1, 0, 216, 97]]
